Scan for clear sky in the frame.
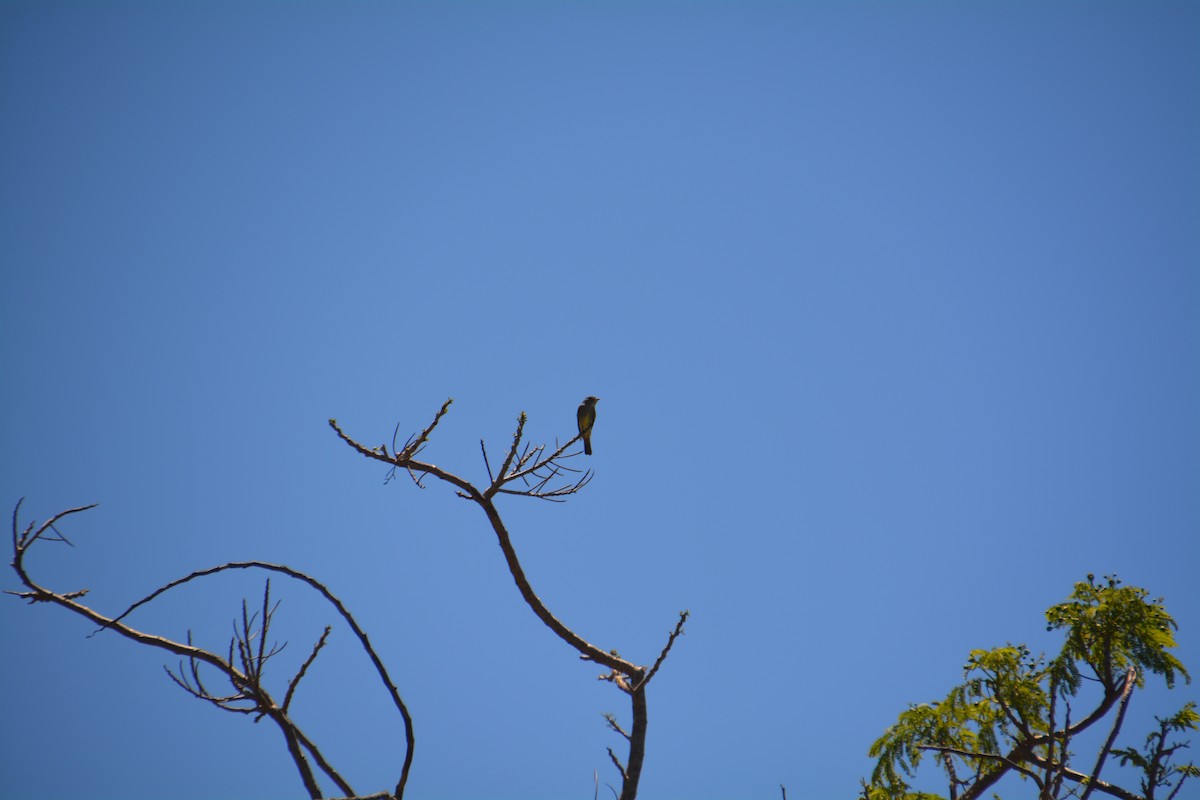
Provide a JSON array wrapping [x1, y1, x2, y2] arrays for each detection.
[[2, 2, 1197, 799]]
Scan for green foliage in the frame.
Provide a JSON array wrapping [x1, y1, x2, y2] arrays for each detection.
[[865, 575, 1194, 800], [858, 778, 944, 800], [1045, 574, 1189, 691], [1111, 701, 1199, 799], [866, 645, 1045, 799]]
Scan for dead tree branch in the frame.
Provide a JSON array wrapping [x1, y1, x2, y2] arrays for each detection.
[[286, 626, 333, 714], [330, 401, 687, 800], [636, 611, 690, 692], [8, 501, 412, 800], [107, 559, 416, 800]]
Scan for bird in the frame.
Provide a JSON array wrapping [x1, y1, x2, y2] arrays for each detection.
[[577, 396, 600, 455]]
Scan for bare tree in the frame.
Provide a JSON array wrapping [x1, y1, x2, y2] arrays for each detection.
[[8, 399, 687, 800], [8, 498, 414, 800], [329, 399, 688, 800]]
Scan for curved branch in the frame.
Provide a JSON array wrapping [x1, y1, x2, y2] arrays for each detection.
[[10, 516, 327, 798], [331, 407, 690, 800], [1037, 670, 1134, 744], [475, 493, 638, 675], [106, 560, 415, 800], [332, 418, 638, 676]]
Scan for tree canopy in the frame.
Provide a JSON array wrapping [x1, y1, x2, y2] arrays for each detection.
[[865, 575, 1197, 800]]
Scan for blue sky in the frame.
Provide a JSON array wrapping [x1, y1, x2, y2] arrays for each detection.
[[2, 2, 1198, 799]]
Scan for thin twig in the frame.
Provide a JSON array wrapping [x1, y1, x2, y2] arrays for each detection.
[[603, 712, 630, 741], [607, 747, 627, 781], [285, 626, 332, 714], [486, 413, 527, 498], [481, 439, 495, 484], [396, 398, 453, 459], [635, 610, 689, 692], [12, 500, 98, 551], [1166, 768, 1193, 800]]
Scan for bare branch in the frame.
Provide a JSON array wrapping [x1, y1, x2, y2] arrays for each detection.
[[6, 586, 91, 602], [1165, 769, 1193, 800], [481, 439, 495, 484], [287, 714, 355, 798], [919, 743, 1044, 785], [188, 631, 227, 704], [473, 415, 597, 501], [489, 437, 591, 499], [329, 405, 689, 800], [10, 496, 29, 551], [621, 685, 649, 800], [401, 398, 454, 459], [1045, 670, 1062, 797], [607, 747, 627, 782], [1050, 697, 1073, 800], [1061, 675, 1130, 739], [285, 626, 332, 714], [10, 503, 413, 800], [1080, 667, 1137, 800], [36, 589, 321, 796], [603, 712, 630, 741], [471, 493, 647, 678], [169, 619, 352, 797], [102, 558, 415, 800], [257, 582, 272, 674], [941, 749, 960, 800], [339, 420, 641, 677], [12, 500, 98, 552], [330, 417, 475, 499], [1022, 753, 1144, 800], [635, 611, 689, 692], [486, 412, 527, 498]]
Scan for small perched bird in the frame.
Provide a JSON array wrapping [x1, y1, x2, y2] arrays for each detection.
[[577, 396, 600, 455]]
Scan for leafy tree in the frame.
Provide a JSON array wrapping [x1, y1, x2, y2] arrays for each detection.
[[865, 575, 1197, 800]]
